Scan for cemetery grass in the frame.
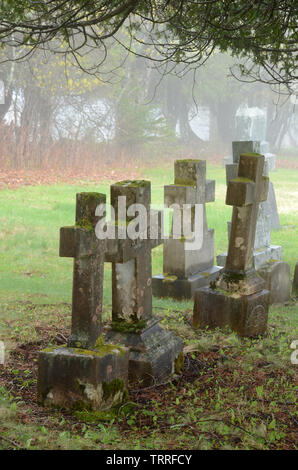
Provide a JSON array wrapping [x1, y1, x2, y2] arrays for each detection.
[[0, 164, 297, 450]]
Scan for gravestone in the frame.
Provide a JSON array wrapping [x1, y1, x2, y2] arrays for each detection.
[[104, 180, 183, 386], [218, 141, 282, 272], [222, 107, 277, 174], [193, 153, 270, 337], [38, 192, 129, 411], [218, 141, 289, 303], [292, 262, 298, 298], [152, 160, 222, 299]]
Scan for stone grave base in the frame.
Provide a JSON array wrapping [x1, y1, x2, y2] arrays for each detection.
[[258, 261, 291, 304], [105, 318, 183, 387], [37, 344, 129, 411], [193, 286, 270, 337], [217, 245, 282, 271], [152, 265, 223, 300]]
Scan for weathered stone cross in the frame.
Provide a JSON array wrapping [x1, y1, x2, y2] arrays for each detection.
[[193, 154, 270, 337], [224, 153, 269, 278], [38, 192, 129, 411], [153, 159, 221, 299], [60, 192, 106, 349], [104, 180, 183, 385]]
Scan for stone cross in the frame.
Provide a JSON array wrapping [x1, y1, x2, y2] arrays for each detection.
[[193, 153, 270, 337], [106, 180, 154, 325], [60, 192, 106, 349], [38, 192, 129, 412], [218, 140, 281, 270], [153, 159, 221, 299], [104, 180, 183, 385], [224, 153, 269, 276]]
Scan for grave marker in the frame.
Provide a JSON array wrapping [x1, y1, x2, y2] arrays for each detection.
[[38, 192, 129, 411], [153, 160, 222, 299], [193, 154, 270, 337]]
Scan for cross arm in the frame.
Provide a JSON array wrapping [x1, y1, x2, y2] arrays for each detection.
[[226, 178, 255, 207]]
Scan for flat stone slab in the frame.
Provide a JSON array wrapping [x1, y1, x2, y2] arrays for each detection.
[[152, 265, 223, 299], [258, 261, 291, 304], [37, 345, 129, 411], [105, 318, 183, 387], [193, 286, 269, 337]]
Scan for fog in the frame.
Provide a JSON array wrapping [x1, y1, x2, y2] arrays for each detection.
[[0, 44, 297, 170]]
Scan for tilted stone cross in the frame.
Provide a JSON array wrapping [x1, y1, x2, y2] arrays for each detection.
[[193, 153, 271, 337], [224, 153, 269, 277], [60, 192, 106, 349]]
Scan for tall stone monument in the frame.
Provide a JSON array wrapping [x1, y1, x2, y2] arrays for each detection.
[[38, 193, 129, 411], [193, 153, 270, 337], [104, 180, 183, 386], [152, 160, 222, 299]]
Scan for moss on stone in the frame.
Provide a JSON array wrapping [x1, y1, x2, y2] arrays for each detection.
[[111, 319, 147, 334], [75, 217, 93, 231], [232, 177, 252, 183], [102, 378, 128, 401], [114, 180, 149, 188], [79, 192, 105, 203], [162, 274, 178, 282], [201, 272, 211, 278], [42, 343, 125, 357], [41, 344, 66, 353], [222, 271, 245, 284]]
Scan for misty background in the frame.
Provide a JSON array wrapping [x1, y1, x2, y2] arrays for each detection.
[[0, 41, 297, 171]]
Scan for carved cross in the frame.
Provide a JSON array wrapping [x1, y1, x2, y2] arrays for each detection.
[[60, 192, 106, 349], [225, 153, 269, 274]]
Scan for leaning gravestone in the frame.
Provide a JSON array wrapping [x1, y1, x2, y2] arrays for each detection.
[[104, 180, 183, 386], [217, 142, 290, 303], [218, 141, 281, 269], [38, 193, 129, 411], [152, 160, 222, 299], [193, 153, 270, 337]]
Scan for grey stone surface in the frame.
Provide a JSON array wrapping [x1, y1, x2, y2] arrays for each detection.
[[232, 140, 261, 163], [258, 261, 291, 304], [38, 345, 129, 410], [105, 318, 183, 387], [152, 265, 222, 300], [194, 153, 270, 337], [153, 159, 221, 299]]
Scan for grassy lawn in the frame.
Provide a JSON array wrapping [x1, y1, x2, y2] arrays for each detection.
[[0, 163, 297, 450]]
